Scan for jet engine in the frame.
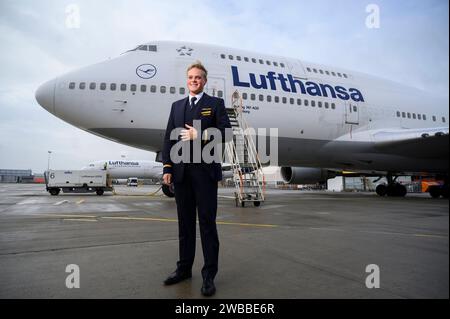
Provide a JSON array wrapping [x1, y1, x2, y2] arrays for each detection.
[[280, 167, 336, 184]]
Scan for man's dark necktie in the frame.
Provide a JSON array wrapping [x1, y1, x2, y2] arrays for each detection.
[[190, 97, 197, 110]]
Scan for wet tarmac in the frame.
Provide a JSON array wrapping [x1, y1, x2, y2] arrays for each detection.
[[0, 184, 448, 298]]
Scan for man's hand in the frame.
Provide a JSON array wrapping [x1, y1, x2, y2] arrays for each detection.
[[163, 173, 172, 185], [180, 124, 198, 141]]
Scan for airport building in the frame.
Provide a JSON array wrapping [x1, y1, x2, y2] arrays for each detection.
[[0, 169, 34, 183]]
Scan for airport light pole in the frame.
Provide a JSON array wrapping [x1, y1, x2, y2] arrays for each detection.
[[47, 151, 52, 171]]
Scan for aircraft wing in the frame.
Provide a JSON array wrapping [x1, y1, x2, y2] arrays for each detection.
[[335, 127, 449, 159], [372, 127, 449, 159], [221, 163, 233, 171]]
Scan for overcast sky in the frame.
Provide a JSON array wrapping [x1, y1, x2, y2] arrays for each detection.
[[0, 0, 448, 173]]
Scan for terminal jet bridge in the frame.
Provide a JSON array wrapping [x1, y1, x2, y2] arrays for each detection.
[[224, 91, 265, 207]]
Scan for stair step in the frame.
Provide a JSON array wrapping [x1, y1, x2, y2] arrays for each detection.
[[225, 96, 265, 204]]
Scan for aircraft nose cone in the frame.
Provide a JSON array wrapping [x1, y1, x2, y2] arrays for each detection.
[[35, 79, 55, 114]]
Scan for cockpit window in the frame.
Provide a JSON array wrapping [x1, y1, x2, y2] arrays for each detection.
[[125, 44, 157, 53]]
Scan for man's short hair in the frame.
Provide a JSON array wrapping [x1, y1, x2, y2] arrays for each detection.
[[187, 61, 208, 80]]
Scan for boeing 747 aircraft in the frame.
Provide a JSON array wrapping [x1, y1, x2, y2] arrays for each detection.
[[35, 41, 449, 198]]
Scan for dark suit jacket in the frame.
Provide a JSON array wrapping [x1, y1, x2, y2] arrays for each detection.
[[162, 93, 232, 183]]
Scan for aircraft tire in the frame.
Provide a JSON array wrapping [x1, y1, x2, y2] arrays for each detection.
[[386, 183, 407, 197], [396, 184, 407, 197], [376, 184, 387, 196], [429, 186, 441, 198]]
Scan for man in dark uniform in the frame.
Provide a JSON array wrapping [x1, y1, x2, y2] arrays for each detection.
[[162, 61, 231, 297]]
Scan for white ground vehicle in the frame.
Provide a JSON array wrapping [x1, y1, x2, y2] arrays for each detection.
[[44, 170, 113, 195], [127, 177, 138, 187]]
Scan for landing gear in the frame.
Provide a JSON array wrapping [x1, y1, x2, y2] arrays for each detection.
[[376, 174, 407, 197], [427, 177, 449, 198], [386, 183, 407, 197], [428, 186, 441, 198], [376, 184, 387, 196]]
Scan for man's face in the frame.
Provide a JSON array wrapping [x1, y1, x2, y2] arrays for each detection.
[[187, 67, 207, 95]]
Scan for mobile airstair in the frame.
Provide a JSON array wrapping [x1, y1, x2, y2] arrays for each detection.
[[224, 91, 265, 207]]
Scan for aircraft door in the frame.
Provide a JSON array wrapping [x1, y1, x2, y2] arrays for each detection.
[[345, 102, 359, 125], [206, 76, 226, 103]]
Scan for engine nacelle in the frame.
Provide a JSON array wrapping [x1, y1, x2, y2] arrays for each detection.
[[280, 167, 336, 184], [222, 170, 234, 179]]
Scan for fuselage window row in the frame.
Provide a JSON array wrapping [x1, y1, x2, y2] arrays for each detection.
[[395, 110, 440, 122], [306, 67, 348, 78], [68, 81, 221, 99], [220, 54, 285, 68], [69, 82, 190, 96], [241, 92, 336, 109]]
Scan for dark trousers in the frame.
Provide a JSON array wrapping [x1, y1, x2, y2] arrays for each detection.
[[174, 164, 219, 280]]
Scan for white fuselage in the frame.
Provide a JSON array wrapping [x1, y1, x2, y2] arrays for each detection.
[[82, 160, 163, 179], [36, 41, 449, 173]]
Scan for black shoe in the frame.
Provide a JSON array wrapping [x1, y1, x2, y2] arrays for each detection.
[[201, 278, 216, 297], [163, 270, 192, 285]]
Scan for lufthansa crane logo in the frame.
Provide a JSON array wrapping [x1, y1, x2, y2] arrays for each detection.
[[136, 64, 157, 79]]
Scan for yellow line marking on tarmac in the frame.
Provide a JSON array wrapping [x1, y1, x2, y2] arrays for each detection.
[[413, 233, 448, 239], [216, 221, 278, 228], [38, 214, 278, 228], [113, 194, 165, 197], [63, 218, 97, 222], [101, 216, 277, 228], [76, 199, 85, 204], [101, 216, 178, 222]]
